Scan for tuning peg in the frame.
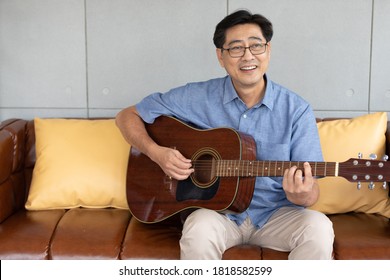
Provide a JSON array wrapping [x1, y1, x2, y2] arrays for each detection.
[[357, 181, 361, 190], [369, 153, 377, 160], [383, 155, 389, 161], [368, 182, 375, 190], [382, 182, 388, 190], [358, 153, 363, 159]]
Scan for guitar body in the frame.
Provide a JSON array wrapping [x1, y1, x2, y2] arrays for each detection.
[[126, 116, 256, 223]]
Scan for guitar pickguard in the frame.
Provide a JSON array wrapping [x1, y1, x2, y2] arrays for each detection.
[[176, 177, 220, 201]]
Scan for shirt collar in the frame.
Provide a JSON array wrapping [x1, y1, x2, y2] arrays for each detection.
[[223, 75, 238, 104], [223, 74, 275, 111]]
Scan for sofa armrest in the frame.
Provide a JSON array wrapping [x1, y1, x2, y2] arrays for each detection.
[[386, 121, 390, 159], [0, 129, 14, 222], [0, 119, 29, 223]]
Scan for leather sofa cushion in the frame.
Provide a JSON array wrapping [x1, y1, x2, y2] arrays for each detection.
[[0, 210, 65, 259], [330, 213, 390, 259], [51, 208, 131, 260], [121, 218, 181, 259]]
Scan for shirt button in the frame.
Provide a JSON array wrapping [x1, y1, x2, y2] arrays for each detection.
[[243, 114, 247, 119]]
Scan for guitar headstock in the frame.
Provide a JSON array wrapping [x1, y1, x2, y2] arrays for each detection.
[[339, 154, 389, 190]]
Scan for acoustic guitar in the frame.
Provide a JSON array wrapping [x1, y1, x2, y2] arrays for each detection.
[[126, 116, 389, 223]]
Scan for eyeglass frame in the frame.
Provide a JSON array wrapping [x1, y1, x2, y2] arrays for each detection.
[[220, 42, 269, 58]]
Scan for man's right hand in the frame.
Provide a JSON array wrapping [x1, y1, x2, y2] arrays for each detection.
[[151, 146, 194, 180]]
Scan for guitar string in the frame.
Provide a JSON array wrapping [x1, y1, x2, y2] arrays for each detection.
[[190, 160, 384, 176]]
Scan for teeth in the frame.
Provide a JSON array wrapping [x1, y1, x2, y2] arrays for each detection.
[[241, 66, 257, 70]]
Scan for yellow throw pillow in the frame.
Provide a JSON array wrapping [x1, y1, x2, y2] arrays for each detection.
[[310, 112, 390, 217], [26, 118, 131, 210]]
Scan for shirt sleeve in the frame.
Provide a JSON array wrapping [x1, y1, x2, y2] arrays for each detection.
[[135, 84, 191, 124], [290, 103, 323, 162]]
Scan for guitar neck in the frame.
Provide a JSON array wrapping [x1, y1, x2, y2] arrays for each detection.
[[214, 160, 337, 178]]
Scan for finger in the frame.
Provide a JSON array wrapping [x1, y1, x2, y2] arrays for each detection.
[[283, 166, 297, 190], [172, 149, 191, 161], [302, 162, 314, 187], [172, 150, 192, 168], [303, 162, 312, 177], [169, 166, 194, 180], [295, 168, 304, 183], [166, 151, 194, 180]]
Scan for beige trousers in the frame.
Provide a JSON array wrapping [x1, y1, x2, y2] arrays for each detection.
[[180, 207, 334, 260]]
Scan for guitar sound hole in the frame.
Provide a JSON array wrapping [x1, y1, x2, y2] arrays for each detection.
[[191, 148, 220, 188], [193, 154, 214, 185]]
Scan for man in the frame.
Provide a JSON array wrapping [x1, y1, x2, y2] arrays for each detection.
[[116, 10, 334, 259]]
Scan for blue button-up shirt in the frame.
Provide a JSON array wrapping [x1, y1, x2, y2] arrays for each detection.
[[136, 75, 323, 228]]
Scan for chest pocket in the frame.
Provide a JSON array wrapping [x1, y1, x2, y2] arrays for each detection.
[[257, 142, 290, 161]]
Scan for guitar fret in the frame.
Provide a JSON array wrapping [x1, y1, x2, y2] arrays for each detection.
[[274, 161, 277, 177], [226, 160, 229, 176], [254, 161, 257, 176], [324, 162, 327, 177], [267, 161, 270, 175], [262, 161, 265, 176], [269, 161, 271, 176]]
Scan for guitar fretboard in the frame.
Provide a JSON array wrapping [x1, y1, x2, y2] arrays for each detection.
[[214, 160, 337, 177]]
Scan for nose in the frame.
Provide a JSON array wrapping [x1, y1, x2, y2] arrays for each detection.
[[242, 47, 255, 60]]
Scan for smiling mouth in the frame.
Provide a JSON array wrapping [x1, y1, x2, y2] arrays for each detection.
[[240, 65, 257, 71]]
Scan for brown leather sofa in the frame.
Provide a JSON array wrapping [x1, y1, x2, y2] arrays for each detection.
[[0, 117, 389, 260]]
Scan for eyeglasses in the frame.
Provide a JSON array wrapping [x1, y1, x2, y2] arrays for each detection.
[[221, 43, 268, 58]]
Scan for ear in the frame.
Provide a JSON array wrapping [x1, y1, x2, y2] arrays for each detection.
[[266, 41, 271, 58], [216, 48, 225, 68]]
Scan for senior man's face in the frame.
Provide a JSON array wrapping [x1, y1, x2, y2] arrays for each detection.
[[216, 23, 271, 97]]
